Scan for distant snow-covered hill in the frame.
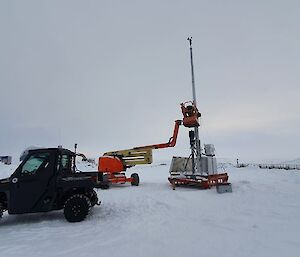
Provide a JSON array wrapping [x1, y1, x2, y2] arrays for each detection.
[[282, 158, 300, 165]]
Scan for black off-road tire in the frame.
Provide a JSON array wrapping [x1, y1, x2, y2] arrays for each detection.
[[100, 184, 110, 190], [100, 174, 110, 189], [64, 194, 91, 222], [131, 173, 139, 186], [100, 185, 110, 190]]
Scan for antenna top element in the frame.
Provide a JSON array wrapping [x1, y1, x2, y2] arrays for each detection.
[[187, 37, 192, 47]]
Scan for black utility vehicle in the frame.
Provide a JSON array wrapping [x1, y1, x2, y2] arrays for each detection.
[[0, 148, 107, 222]]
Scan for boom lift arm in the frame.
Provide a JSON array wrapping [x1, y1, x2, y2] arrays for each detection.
[[99, 120, 182, 172], [133, 120, 182, 150]]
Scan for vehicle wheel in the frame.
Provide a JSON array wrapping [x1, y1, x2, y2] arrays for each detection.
[[100, 174, 110, 189], [64, 194, 91, 222], [100, 184, 110, 190], [89, 190, 99, 207], [131, 173, 139, 186]]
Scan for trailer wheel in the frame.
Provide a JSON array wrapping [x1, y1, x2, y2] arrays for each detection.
[[64, 194, 91, 222], [131, 173, 139, 186]]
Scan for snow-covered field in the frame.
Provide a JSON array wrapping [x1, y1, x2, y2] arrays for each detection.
[[0, 162, 300, 257]]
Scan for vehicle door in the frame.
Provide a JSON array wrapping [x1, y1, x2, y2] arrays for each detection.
[[9, 150, 56, 214]]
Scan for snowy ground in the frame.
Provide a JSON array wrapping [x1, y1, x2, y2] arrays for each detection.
[[0, 162, 300, 257]]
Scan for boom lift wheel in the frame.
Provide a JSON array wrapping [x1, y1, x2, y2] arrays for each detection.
[[100, 174, 110, 189], [88, 190, 99, 207], [100, 184, 110, 190], [131, 173, 139, 186], [64, 194, 91, 222]]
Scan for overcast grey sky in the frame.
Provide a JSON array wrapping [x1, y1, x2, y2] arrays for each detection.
[[1, 0, 299, 162]]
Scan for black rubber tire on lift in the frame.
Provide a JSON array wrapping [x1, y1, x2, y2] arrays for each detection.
[[89, 190, 99, 207], [100, 184, 110, 190], [100, 174, 110, 189], [131, 173, 139, 186], [64, 194, 91, 222]]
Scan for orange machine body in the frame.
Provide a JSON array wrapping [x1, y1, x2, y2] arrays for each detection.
[[98, 156, 125, 173], [98, 156, 136, 185], [181, 102, 201, 128]]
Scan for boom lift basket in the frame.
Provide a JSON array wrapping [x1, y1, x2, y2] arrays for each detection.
[[181, 102, 201, 128]]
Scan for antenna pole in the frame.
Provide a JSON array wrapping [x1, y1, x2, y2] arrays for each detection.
[[187, 37, 202, 174], [188, 37, 197, 106]]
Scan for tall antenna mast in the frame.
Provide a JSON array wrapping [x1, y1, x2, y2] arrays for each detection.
[[187, 37, 202, 174], [167, 38, 230, 190]]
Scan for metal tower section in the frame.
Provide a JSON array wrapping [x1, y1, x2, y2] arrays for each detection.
[[187, 37, 202, 174]]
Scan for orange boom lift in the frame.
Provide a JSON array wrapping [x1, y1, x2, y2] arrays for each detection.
[[98, 120, 182, 187]]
